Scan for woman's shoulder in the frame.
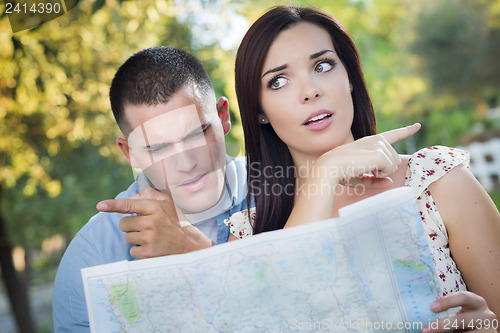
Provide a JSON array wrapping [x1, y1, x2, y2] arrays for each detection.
[[404, 146, 470, 197], [409, 145, 469, 163], [224, 207, 256, 239]]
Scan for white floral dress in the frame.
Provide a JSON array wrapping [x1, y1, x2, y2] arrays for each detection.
[[224, 146, 469, 296]]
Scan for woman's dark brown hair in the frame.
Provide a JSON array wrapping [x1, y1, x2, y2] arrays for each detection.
[[235, 5, 376, 234]]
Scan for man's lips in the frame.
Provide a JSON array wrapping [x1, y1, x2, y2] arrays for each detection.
[[179, 173, 207, 186], [177, 173, 210, 192]]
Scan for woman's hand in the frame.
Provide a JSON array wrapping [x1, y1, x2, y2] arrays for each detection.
[[421, 292, 498, 332], [284, 123, 420, 228], [315, 123, 421, 186]]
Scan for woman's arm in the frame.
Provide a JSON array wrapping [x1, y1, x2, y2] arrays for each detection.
[[429, 163, 500, 317], [228, 234, 239, 241]]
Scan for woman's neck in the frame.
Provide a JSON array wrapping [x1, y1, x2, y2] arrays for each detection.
[[291, 152, 321, 197]]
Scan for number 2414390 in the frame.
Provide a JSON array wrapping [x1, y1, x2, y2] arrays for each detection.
[[5, 1, 62, 14]]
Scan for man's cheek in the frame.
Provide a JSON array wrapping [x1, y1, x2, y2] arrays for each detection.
[[130, 147, 155, 170], [143, 161, 171, 193], [208, 141, 226, 171]]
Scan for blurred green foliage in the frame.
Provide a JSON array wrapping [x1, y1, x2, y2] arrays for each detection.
[[490, 191, 500, 211]]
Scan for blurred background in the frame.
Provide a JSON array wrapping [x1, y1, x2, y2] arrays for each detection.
[[0, 0, 499, 331]]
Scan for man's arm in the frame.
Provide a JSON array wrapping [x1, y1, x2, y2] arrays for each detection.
[[53, 235, 93, 332]]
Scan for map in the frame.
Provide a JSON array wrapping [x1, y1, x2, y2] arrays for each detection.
[[82, 187, 445, 332]]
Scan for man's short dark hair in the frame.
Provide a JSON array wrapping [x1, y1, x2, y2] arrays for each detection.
[[109, 46, 214, 135]]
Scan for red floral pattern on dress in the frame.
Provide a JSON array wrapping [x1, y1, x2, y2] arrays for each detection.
[[225, 146, 470, 297], [223, 208, 256, 239], [405, 145, 469, 296]]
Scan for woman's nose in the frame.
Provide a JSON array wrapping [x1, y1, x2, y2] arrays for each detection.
[[301, 77, 321, 103]]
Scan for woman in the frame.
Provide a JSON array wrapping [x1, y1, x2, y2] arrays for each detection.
[[227, 5, 500, 331]]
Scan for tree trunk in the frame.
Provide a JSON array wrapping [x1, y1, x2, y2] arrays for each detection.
[[0, 186, 36, 333], [21, 247, 31, 289]]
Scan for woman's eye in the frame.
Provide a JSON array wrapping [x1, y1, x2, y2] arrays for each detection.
[[269, 76, 287, 90], [314, 61, 334, 73]]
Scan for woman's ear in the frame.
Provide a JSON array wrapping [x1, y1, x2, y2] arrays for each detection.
[[257, 113, 269, 124], [216, 96, 231, 135]]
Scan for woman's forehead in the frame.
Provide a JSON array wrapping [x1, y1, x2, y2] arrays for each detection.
[[262, 23, 336, 73]]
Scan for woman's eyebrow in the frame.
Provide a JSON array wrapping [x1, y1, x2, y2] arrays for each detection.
[[310, 49, 335, 60], [262, 64, 287, 78], [261, 49, 336, 78]]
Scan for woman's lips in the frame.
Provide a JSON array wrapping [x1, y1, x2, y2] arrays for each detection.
[[303, 112, 333, 131]]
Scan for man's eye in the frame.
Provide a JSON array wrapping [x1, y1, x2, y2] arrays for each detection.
[[188, 126, 209, 139], [190, 131, 204, 138], [198, 126, 209, 135], [145, 143, 168, 153], [268, 76, 287, 90], [146, 146, 163, 153], [314, 60, 335, 73]]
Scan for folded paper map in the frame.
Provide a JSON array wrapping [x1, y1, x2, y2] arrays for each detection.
[[82, 187, 445, 332]]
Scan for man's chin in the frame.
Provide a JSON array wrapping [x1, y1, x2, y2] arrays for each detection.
[[178, 205, 215, 216], [174, 192, 222, 215]]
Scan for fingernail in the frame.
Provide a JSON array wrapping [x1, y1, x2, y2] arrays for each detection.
[[430, 301, 441, 312], [421, 326, 430, 333], [129, 194, 139, 200], [96, 202, 107, 211], [412, 122, 421, 127]]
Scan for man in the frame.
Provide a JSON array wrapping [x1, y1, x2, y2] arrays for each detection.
[[52, 47, 249, 331]]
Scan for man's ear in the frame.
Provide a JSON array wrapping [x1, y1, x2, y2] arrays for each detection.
[[216, 96, 231, 135], [117, 137, 139, 168]]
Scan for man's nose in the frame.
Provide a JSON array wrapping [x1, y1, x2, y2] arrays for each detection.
[[172, 142, 197, 173]]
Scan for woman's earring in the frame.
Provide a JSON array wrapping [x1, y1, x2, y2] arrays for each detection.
[[349, 86, 353, 93], [258, 114, 269, 124]]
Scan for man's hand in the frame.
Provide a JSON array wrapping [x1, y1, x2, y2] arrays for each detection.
[[96, 187, 214, 259]]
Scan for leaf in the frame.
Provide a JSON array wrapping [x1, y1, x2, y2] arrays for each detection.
[[91, 0, 106, 14]]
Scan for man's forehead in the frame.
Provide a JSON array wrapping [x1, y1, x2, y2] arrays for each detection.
[[124, 92, 206, 122], [128, 104, 205, 144], [144, 103, 201, 128]]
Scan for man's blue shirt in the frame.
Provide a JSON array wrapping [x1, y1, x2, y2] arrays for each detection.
[[52, 156, 249, 332]]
